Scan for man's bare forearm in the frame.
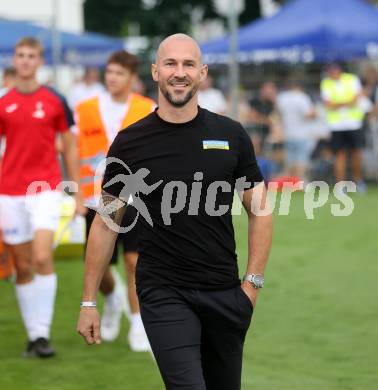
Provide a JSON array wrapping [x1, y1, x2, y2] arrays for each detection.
[[245, 213, 273, 275], [239, 183, 273, 306], [82, 191, 126, 301], [61, 131, 80, 187], [82, 213, 118, 301], [61, 132, 85, 212], [242, 183, 273, 275]]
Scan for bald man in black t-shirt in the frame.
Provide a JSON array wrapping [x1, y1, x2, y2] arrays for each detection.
[[78, 34, 273, 390]]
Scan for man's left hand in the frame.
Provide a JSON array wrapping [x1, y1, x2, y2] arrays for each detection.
[[240, 281, 260, 309]]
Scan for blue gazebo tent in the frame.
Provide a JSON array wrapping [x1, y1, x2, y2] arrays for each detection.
[[0, 19, 124, 67], [201, 0, 378, 64]]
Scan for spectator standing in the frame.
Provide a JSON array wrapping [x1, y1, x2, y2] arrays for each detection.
[[320, 64, 366, 191], [68, 67, 104, 110], [248, 82, 278, 154], [277, 80, 316, 180], [198, 75, 227, 114]]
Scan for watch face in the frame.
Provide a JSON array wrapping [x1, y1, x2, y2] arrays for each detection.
[[253, 274, 264, 288]]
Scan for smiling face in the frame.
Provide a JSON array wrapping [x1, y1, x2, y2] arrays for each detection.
[[152, 35, 208, 108], [13, 45, 43, 80]]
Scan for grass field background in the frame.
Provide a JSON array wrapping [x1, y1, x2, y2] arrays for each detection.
[[1, 188, 377, 389]]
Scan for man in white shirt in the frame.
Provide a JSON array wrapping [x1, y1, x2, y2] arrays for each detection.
[[198, 75, 227, 114], [277, 80, 316, 179], [68, 67, 104, 110]]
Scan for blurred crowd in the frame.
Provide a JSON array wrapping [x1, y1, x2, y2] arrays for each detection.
[[2, 60, 378, 191], [199, 65, 378, 190]]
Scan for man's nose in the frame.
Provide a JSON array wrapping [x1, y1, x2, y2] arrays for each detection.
[[174, 64, 186, 78]]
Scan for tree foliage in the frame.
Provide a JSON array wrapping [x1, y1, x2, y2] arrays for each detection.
[[84, 0, 263, 38]]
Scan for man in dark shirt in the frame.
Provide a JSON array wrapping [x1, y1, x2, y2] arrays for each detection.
[[249, 81, 278, 153], [77, 33, 273, 390]]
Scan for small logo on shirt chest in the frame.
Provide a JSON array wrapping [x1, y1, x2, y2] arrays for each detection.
[[5, 103, 18, 113], [202, 140, 230, 150], [32, 101, 45, 119]]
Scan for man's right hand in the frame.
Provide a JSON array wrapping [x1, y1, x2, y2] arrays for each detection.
[[74, 194, 88, 217], [77, 308, 101, 345]]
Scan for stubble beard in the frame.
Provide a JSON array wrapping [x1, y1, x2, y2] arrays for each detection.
[[159, 80, 198, 108]]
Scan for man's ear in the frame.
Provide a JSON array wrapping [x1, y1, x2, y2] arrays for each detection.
[[151, 63, 158, 82], [199, 64, 208, 83]]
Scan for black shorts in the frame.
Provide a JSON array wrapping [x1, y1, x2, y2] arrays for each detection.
[[331, 129, 364, 152], [85, 206, 139, 264]]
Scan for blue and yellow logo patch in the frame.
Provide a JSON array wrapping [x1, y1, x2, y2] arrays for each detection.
[[202, 140, 230, 150]]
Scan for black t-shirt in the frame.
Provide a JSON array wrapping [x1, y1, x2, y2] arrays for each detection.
[[249, 97, 275, 136], [249, 98, 274, 117], [102, 107, 263, 291]]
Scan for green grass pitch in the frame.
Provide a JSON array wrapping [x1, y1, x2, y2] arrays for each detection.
[[1, 188, 377, 389]]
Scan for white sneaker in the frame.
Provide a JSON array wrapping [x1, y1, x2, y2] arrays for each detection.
[[101, 274, 125, 341], [128, 327, 151, 352], [101, 303, 123, 341], [110, 268, 130, 318]]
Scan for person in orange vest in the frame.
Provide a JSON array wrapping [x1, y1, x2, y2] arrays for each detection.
[[75, 50, 155, 351]]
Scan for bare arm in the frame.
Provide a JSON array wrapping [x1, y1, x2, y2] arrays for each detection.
[[61, 130, 86, 215], [324, 94, 360, 110], [77, 191, 126, 345], [240, 182, 273, 307]]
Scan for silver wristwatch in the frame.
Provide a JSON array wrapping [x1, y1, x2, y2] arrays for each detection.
[[243, 274, 264, 289]]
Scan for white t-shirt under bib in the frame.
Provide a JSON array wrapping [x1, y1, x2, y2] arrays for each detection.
[[99, 91, 130, 143]]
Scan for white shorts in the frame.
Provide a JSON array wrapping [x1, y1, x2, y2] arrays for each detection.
[[0, 191, 63, 245]]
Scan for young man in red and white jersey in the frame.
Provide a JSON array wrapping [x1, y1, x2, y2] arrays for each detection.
[[0, 37, 84, 357], [76, 51, 155, 351]]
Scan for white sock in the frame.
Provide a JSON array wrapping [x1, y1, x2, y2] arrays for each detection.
[[34, 273, 57, 340], [15, 279, 39, 341], [130, 313, 144, 332]]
